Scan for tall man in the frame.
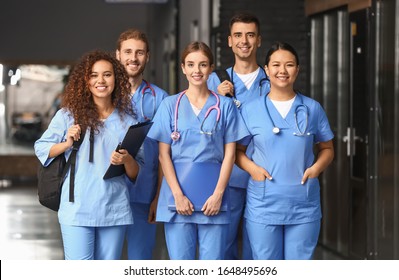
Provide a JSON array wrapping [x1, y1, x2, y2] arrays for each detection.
[[207, 13, 270, 260], [116, 29, 168, 260]]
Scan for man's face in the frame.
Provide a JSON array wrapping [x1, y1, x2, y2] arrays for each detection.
[[228, 22, 261, 61], [116, 38, 149, 78]]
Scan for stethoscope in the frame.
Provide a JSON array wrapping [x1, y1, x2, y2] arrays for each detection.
[[258, 77, 269, 96], [229, 66, 269, 108], [140, 80, 156, 121], [171, 90, 221, 141], [265, 93, 310, 136]]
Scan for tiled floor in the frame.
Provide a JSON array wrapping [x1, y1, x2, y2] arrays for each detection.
[[0, 183, 343, 260]]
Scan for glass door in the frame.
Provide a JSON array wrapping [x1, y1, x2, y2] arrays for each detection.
[[309, 0, 399, 260], [347, 8, 371, 259], [309, 6, 373, 259]]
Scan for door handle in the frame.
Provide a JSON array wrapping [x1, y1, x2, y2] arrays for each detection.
[[343, 127, 363, 156], [343, 127, 351, 157]]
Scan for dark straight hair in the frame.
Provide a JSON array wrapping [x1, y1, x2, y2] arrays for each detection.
[[264, 41, 299, 66], [229, 12, 260, 35]]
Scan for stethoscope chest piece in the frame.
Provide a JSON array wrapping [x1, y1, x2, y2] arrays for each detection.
[[272, 127, 280, 134], [171, 131, 180, 141]]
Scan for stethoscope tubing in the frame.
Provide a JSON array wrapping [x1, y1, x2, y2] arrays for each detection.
[[229, 66, 269, 107], [171, 90, 220, 141], [200, 92, 221, 135], [140, 80, 156, 121], [264, 92, 310, 136]]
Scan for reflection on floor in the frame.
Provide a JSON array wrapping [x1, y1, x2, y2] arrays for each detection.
[[0, 184, 63, 260], [0, 184, 169, 260], [0, 184, 343, 260]]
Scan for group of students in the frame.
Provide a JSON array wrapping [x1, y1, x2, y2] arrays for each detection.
[[34, 12, 334, 261]]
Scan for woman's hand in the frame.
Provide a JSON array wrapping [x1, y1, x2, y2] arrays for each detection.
[[202, 191, 223, 216], [301, 166, 319, 184], [49, 124, 81, 158], [66, 124, 81, 147], [250, 164, 272, 181], [174, 193, 194, 216], [148, 197, 158, 224], [110, 149, 139, 180], [301, 140, 334, 184], [110, 149, 131, 165]]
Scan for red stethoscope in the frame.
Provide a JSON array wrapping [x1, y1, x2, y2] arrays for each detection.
[[140, 80, 156, 121], [171, 90, 221, 141]]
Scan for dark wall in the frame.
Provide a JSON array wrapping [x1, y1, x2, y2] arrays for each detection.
[[0, 0, 309, 91], [0, 0, 158, 64], [215, 0, 308, 92]]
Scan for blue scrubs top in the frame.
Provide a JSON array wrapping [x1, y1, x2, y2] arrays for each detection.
[[147, 91, 249, 224], [207, 67, 270, 189], [128, 81, 168, 204], [239, 93, 334, 225], [34, 109, 137, 227]]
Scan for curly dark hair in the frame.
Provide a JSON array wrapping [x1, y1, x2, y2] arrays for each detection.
[[62, 50, 134, 133]]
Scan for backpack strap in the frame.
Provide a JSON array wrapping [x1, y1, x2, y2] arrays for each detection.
[[214, 69, 231, 83], [214, 69, 234, 98], [89, 128, 94, 163], [60, 130, 86, 203]]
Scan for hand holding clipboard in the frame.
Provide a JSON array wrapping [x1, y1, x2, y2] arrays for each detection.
[[103, 121, 153, 179], [168, 162, 228, 212]]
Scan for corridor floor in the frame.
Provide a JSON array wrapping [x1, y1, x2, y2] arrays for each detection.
[[0, 183, 342, 260]]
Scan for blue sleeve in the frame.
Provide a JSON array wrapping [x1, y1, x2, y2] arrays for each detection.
[[34, 109, 72, 166], [147, 97, 173, 145], [154, 86, 169, 116], [159, 88, 169, 100], [223, 98, 250, 144], [315, 103, 334, 143], [207, 72, 222, 93], [154, 84, 169, 100], [236, 105, 252, 146]]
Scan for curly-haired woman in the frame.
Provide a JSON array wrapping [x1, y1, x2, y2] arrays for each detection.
[[35, 50, 139, 260]]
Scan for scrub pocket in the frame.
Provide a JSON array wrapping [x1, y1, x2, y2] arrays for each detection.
[[264, 178, 320, 205], [304, 177, 320, 200], [247, 179, 266, 199], [246, 177, 321, 224]]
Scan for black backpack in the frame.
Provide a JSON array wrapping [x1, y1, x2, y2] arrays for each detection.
[[214, 69, 231, 83], [214, 69, 234, 98], [37, 132, 86, 211]]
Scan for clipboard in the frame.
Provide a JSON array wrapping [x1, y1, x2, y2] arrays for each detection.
[[168, 162, 228, 211], [103, 121, 153, 179]]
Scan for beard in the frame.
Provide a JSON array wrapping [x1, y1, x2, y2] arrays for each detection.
[[125, 62, 145, 79]]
